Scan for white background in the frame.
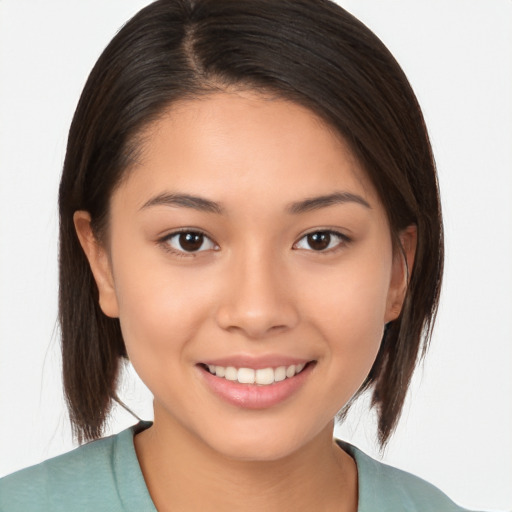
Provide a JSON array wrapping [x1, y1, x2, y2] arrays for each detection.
[[0, 1, 511, 510]]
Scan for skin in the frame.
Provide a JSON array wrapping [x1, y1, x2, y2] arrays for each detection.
[[75, 91, 416, 511]]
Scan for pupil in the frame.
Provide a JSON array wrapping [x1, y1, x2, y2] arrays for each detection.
[[308, 232, 330, 250], [179, 232, 203, 251]]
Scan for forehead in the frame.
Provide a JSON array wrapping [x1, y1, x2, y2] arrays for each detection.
[[115, 91, 380, 214]]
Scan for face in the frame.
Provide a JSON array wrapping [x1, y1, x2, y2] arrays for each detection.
[[76, 92, 412, 461]]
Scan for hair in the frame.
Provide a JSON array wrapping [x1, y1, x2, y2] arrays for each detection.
[[59, 0, 443, 446]]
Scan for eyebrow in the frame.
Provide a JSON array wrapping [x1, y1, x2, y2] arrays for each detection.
[[286, 192, 371, 214], [140, 190, 371, 215], [140, 193, 225, 214]]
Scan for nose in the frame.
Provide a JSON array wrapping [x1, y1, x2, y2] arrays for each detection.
[[214, 250, 299, 339]]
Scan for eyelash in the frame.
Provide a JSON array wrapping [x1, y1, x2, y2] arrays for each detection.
[[158, 228, 351, 257], [293, 229, 351, 254], [159, 229, 218, 258]]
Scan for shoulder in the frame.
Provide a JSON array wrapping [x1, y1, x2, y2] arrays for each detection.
[[0, 434, 119, 512], [0, 423, 154, 512], [338, 441, 481, 512]]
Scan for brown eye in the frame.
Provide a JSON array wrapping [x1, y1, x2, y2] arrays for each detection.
[[307, 232, 331, 251], [294, 230, 348, 252], [164, 231, 217, 254], [179, 232, 204, 251]]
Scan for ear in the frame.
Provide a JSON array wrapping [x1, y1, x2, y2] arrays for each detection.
[[73, 211, 119, 318], [385, 224, 417, 323]]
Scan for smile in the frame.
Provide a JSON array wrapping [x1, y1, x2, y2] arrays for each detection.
[[199, 360, 315, 409], [205, 363, 307, 386]]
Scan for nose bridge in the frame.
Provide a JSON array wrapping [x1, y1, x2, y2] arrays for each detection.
[[215, 242, 298, 338]]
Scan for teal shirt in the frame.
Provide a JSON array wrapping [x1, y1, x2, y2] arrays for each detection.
[[0, 422, 476, 511]]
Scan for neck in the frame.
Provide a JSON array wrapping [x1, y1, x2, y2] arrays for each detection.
[[134, 412, 358, 512]]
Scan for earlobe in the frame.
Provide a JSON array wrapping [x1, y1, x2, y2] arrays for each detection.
[[385, 225, 417, 323], [73, 211, 119, 318]]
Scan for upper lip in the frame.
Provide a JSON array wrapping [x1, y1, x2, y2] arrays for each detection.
[[199, 354, 313, 369]]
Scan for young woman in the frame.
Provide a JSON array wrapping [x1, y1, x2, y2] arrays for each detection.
[[0, 0, 487, 510]]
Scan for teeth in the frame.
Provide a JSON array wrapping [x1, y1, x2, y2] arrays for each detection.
[[285, 365, 296, 378], [206, 363, 307, 385], [274, 366, 286, 382], [238, 367, 255, 384], [225, 367, 237, 381], [255, 368, 274, 385]]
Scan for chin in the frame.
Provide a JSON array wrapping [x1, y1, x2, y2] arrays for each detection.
[[200, 420, 322, 463], [215, 437, 298, 462]]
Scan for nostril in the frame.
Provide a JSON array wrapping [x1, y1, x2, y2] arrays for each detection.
[[213, 281, 300, 338]]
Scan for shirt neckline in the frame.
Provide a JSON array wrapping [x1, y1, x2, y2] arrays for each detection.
[[116, 421, 369, 511], [113, 421, 158, 511]]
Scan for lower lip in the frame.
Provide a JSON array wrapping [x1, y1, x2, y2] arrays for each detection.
[[198, 363, 314, 409]]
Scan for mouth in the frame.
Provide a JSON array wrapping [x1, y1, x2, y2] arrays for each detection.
[[199, 362, 311, 386], [197, 360, 316, 409]]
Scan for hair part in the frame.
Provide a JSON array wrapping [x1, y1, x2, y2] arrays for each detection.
[[59, 0, 443, 446]]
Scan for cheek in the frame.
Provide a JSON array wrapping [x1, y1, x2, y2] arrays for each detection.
[[113, 265, 216, 412], [298, 251, 391, 381], [111, 252, 216, 364], [300, 252, 392, 333]]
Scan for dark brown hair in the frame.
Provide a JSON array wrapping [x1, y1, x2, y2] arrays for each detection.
[[59, 0, 443, 446]]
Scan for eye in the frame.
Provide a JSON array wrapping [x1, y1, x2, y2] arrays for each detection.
[[162, 230, 217, 254], [294, 230, 349, 252]]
